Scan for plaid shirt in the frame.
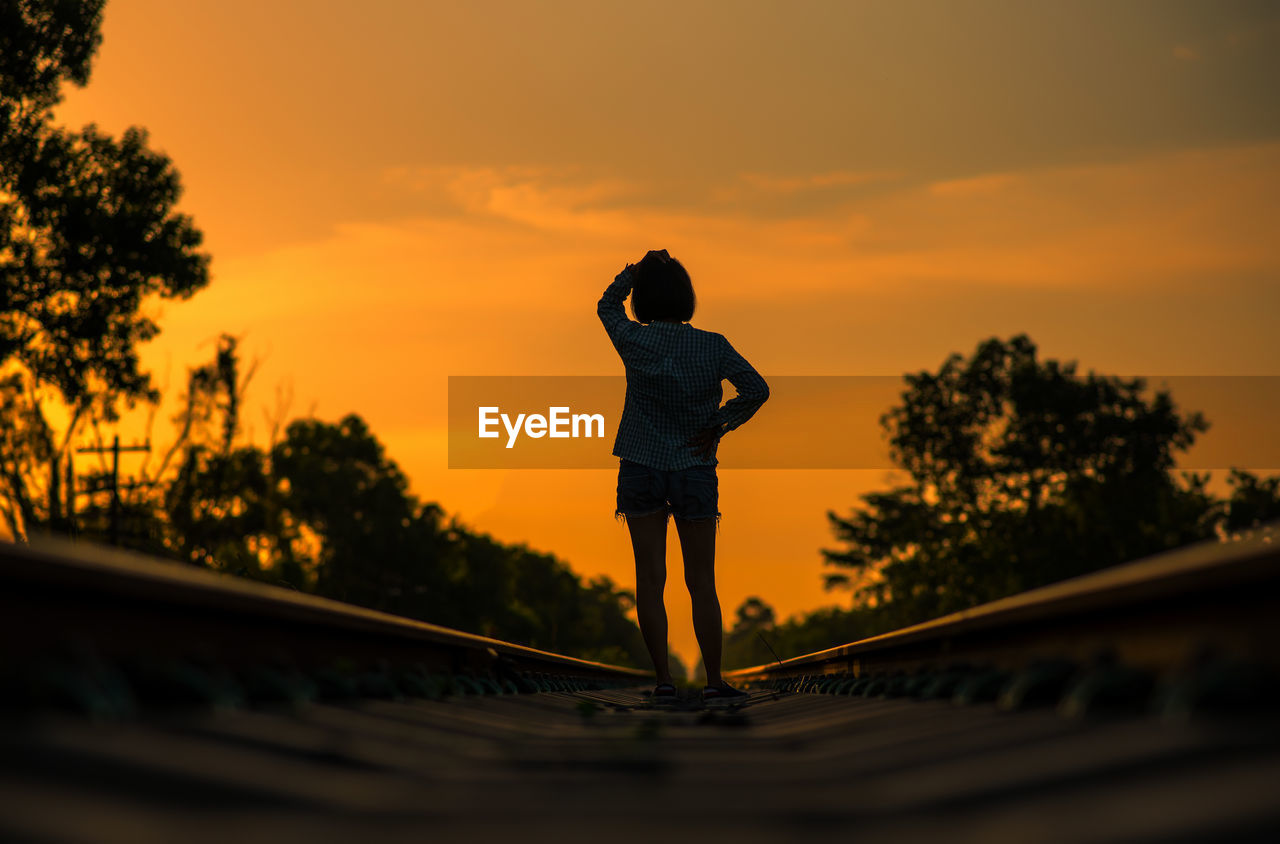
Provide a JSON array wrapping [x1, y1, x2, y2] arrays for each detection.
[[597, 267, 770, 470]]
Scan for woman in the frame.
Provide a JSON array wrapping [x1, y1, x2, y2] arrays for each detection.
[[597, 249, 770, 706]]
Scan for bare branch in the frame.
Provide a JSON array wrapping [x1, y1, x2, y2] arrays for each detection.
[[262, 377, 294, 450]]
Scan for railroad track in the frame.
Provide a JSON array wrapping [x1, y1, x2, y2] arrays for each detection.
[[726, 520, 1280, 719], [3, 524, 1280, 842], [3, 521, 1278, 718], [0, 535, 649, 717]]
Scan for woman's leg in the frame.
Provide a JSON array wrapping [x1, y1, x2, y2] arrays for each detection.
[[674, 516, 722, 686], [626, 510, 672, 684]]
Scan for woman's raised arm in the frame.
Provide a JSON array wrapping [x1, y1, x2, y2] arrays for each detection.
[[597, 264, 639, 353]]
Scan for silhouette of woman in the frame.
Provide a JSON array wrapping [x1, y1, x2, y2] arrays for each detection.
[[597, 249, 770, 706]]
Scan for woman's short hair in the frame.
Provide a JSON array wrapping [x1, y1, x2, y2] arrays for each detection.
[[630, 253, 696, 323]]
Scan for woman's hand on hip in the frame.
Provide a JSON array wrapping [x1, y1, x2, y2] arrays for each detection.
[[686, 425, 722, 459]]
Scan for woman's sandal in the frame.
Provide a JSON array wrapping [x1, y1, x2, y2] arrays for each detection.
[[702, 683, 750, 708], [651, 682, 678, 702]]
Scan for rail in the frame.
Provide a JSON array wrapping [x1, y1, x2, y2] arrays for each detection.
[[0, 536, 649, 715], [724, 521, 1280, 716]]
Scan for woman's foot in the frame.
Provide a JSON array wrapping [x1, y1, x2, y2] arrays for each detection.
[[702, 682, 750, 708], [650, 682, 678, 703]]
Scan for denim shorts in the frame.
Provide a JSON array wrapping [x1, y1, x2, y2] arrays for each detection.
[[615, 458, 721, 526]]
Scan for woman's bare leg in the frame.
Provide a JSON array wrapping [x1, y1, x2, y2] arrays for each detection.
[[626, 510, 672, 684], [674, 516, 722, 686]]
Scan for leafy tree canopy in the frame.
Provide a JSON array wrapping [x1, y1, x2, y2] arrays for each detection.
[[0, 0, 103, 128], [1, 0, 209, 539], [822, 334, 1224, 627]]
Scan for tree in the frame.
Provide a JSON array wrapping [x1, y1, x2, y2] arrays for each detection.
[[1, 0, 211, 539], [259, 413, 648, 665], [1222, 468, 1280, 537], [163, 393, 652, 664], [269, 413, 456, 608], [438, 523, 648, 666], [823, 334, 1221, 627], [0, 1, 103, 152], [718, 596, 893, 671], [721, 596, 777, 671]]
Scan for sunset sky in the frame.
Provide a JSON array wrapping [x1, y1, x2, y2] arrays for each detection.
[[55, 0, 1280, 673]]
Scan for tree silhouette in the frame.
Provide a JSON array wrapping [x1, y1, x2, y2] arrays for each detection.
[[270, 414, 453, 606], [719, 596, 777, 671], [1222, 468, 1280, 536], [1, 0, 210, 539], [823, 334, 1222, 628], [255, 414, 650, 665], [720, 595, 889, 670], [733, 596, 776, 632]]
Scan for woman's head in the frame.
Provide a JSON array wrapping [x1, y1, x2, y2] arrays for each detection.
[[630, 249, 696, 323]]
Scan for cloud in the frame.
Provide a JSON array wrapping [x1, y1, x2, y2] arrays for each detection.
[[382, 165, 642, 236], [928, 172, 1018, 196], [735, 169, 900, 194], [227, 141, 1280, 330]]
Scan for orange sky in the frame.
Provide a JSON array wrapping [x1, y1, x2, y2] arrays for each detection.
[[53, 0, 1280, 674]]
